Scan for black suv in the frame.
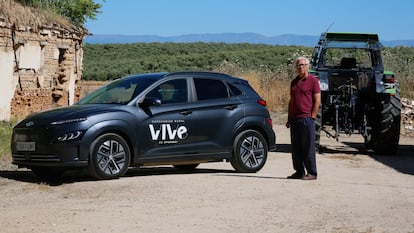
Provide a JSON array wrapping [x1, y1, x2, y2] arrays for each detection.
[[11, 71, 276, 179]]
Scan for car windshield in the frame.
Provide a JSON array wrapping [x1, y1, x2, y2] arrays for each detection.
[[322, 48, 373, 69], [77, 76, 159, 105]]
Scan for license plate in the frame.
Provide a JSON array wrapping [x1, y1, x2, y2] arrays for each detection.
[[16, 142, 36, 151]]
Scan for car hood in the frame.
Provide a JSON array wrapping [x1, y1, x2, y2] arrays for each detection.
[[16, 104, 122, 127]]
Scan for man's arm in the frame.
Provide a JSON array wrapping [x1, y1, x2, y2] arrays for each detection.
[[311, 93, 321, 119], [286, 98, 292, 128]]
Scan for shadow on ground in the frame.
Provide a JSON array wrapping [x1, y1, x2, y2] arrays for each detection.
[[322, 142, 414, 175], [275, 141, 414, 175], [368, 144, 414, 175], [275, 143, 291, 153], [0, 166, 233, 186]]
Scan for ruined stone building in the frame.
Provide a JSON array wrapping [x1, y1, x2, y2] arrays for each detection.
[[0, 0, 88, 121]]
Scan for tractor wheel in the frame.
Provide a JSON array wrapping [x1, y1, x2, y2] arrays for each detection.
[[366, 93, 401, 155], [315, 105, 323, 151]]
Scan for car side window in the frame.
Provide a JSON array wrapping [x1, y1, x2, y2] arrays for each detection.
[[147, 79, 188, 104], [194, 78, 229, 101]]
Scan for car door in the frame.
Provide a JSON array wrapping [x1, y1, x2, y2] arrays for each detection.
[[137, 77, 200, 161], [189, 77, 245, 153]]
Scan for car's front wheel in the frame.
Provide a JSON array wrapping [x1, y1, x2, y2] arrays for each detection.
[[88, 133, 131, 179], [230, 130, 268, 173]]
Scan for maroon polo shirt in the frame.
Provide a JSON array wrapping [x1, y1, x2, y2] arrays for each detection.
[[288, 74, 320, 120]]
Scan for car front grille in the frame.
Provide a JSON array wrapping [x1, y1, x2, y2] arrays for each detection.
[[12, 154, 61, 162], [13, 128, 45, 141]]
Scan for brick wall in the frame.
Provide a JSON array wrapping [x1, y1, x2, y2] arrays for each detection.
[[0, 25, 86, 120]]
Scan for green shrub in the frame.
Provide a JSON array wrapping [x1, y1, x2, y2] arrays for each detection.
[[0, 121, 13, 160]]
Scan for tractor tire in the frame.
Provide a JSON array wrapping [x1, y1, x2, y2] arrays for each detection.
[[366, 93, 401, 155], [315, 105, 322, 151]]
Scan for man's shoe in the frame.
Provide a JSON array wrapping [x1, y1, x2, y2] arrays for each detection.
[[302, 174, 317, 180], [287, 173, 304, 179]]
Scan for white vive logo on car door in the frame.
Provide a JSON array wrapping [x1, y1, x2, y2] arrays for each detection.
[[149, 120, 188, 144]]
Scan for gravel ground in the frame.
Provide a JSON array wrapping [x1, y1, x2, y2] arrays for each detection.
[[0, 124, 413, 233]]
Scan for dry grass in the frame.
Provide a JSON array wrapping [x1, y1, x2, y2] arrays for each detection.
[[0, 0, 72, 30], [0, 121, 14, 161], [213, 62, 292, 113], [399, 78, 414, 100], [239, 71, 290, 112]]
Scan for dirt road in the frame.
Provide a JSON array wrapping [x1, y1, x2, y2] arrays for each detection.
[[0, 124, 413, 233]]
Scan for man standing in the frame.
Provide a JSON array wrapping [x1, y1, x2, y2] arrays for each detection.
[[286, 56, 321, 180]]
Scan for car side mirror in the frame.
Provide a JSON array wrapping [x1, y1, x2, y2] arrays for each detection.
[[139, 97, 162, 107]]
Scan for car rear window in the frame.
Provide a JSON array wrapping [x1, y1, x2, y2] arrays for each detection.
[[227, 83, 242, 97]]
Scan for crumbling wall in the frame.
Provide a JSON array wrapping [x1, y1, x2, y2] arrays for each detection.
[[0, 29, 16, 120], [0, 0, 87, 121], [401, 97, 414, 137]]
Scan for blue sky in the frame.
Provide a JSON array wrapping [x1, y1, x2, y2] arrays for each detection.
[[85, 0, 413, 41]]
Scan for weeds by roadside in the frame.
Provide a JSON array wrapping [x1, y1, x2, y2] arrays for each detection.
[[0, 121, 14, 167]]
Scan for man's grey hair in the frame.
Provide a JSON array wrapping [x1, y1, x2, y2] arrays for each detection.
[[296, 56, 310, 67]]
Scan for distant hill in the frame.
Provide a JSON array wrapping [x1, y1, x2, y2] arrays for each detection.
[[84, 33, 414, 47]]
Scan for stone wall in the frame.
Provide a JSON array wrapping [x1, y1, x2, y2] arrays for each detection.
[[401, 97, 414, 137], [0, 0, 86, 121]]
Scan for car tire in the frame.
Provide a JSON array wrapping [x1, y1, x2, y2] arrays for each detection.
[[230, 130, 268, 173], [88, 133, 131, 179]]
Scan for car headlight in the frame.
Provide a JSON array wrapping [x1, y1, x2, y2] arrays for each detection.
[[56, 131, 84, 142], [51, 118, 87, 125]]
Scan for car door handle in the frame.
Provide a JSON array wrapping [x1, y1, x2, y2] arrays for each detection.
[[180, 110, 192, 115], [224, 105, 238, 110]]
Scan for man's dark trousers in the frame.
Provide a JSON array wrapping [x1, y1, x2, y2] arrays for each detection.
[[290, 117, 317, 176]]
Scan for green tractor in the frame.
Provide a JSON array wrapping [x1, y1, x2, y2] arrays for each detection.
[[310, 32, 401, 154]]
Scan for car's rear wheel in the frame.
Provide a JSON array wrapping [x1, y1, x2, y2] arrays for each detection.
[[88, 133, 131, 179], [230, 130, 268, 173]]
